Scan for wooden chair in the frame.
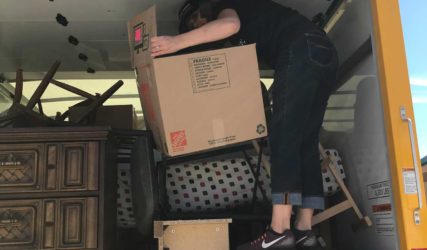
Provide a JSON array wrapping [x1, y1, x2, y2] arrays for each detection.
[[0, 61, 124, 127]]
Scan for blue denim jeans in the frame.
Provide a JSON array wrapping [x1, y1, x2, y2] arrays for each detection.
[[269, 30, 338, 210]]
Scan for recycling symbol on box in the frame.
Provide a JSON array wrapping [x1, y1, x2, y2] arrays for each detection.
[[256, 124, 266, 134]]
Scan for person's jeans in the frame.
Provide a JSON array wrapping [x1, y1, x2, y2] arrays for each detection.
[[269, 30, 339, 210]]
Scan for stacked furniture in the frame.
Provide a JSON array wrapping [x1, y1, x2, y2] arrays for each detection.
[[0, 127, 116, 250]]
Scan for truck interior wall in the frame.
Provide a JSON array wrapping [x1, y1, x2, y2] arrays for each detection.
[[321, 54, 398, 250], [327, 0, 372, 64], [321, 0, 400, 249]]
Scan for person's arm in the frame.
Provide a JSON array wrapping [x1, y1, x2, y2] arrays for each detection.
[[151, 9, 240, 57]]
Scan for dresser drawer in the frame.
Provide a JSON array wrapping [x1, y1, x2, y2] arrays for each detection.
[[46, 198, 99, 249], [0, 198, 99, 250], [0, 142, 99, 193], [0, 200, 41, 249], [0, 144, 44, 192]]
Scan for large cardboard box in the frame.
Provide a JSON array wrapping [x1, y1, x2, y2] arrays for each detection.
[[128, 6, 267, 156]]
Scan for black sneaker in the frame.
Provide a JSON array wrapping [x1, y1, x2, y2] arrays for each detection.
[[294, 229, 322, 250], [236, 228, 296, 250]]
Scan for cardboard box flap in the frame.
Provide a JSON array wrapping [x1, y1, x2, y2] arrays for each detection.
[[128, 5, 157, 68]]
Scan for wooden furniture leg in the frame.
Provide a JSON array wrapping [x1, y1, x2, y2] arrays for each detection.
[[26, 60, 61, 109], [73, 80, 124, 123], [14, 69, 23, 104], [313, 144, 372, 229]]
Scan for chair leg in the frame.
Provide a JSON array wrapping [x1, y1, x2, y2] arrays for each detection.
[[50, 79, 96, 100], [14, 69, 23, 105], [37, 100, 44, 116], [242, 148, 269, 205], [316, 143, 372, 228], [73, 80, 124, 123], [26, 60, 61, 109], [56, 98, 94, 121]]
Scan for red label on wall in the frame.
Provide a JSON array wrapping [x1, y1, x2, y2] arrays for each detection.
[[170, 130, 187, 151]]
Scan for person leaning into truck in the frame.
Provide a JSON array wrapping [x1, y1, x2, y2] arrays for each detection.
[[151, 0, 338, 249]]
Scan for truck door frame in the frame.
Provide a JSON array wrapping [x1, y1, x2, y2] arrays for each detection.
[[371, 0, 427, 249]]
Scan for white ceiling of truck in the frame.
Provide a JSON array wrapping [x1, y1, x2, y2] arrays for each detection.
[[0, 0, 331, 80]]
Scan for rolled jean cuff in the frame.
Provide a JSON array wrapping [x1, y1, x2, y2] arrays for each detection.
[[272, 193, 325, 210], [301, 196, 325, 210], [271, 192, 302, 206]]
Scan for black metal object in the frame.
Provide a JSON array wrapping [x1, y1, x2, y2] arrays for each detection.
[[320, 0, 345, 29], [78, 53, 89, 61], [112, 130, 158, 239], [242, 147, 268, 207], [56, 13, 69, 26], [68, 35, 79, 46]]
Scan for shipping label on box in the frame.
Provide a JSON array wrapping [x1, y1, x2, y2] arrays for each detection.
[[188, 54, 231, 93], [129, 6, 268, 156]]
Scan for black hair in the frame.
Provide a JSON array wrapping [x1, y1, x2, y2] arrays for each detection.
[[178, 0, 217, 34], [176, 0, 227, 53]]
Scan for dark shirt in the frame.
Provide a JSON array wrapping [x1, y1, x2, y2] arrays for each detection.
[[215, 0, 320, 69]]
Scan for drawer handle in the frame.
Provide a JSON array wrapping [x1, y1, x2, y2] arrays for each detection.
[[0, 210, 20, 226], [44, 221, 55, 227], [0, 219, 19, 226], [0, 154, 22, 167], [47, 164, 56, 170]]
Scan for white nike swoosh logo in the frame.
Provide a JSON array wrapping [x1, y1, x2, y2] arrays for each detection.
[[261, 236, 287, 248], [296, 236, 308, 244]]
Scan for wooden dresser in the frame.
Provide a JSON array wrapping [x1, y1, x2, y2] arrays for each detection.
[[0, 127, 116, 250]]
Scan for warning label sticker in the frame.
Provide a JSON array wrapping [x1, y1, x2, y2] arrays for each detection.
[[367, 181, 395, 236], [402, 169, 417, 194], [188, 54, 230, 93], [367, 181, 391, 200]]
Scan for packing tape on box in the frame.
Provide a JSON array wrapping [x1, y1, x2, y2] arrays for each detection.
[[212, 119, 225, 142]]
